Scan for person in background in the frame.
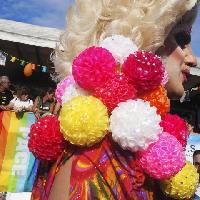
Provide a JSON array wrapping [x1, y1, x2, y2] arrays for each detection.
[[33, 88, 55, 118], [194, 150, 200, 178], [0, 192, 6, 200], [8, 87, 33, 112], [53, 101, 61, 116], [10, 85, 17, 98], [0, 76, 13, 111], [193, 150, 200, 199], [187, 122, 195, 134]]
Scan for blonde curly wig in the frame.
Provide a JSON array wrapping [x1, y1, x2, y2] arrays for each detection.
[[54, 0, 198, 80]]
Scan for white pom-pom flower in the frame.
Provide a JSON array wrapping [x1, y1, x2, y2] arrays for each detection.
[[109, 99, 162, 152], [99, 35, 138, 64], [61, 83, 88, 105]]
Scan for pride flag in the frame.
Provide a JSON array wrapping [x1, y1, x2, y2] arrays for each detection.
[[0, 111, 38, 192]]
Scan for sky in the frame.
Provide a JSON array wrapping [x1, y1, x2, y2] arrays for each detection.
[[0, 0, 199, 56], [0, 0, 73, 29], [192, 8, 200, 57]]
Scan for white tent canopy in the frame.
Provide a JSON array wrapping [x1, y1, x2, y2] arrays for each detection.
[[0, 19, 63, 86], [0, 19, 62, 48], [0, 19, 64, 71], [0, 18, 200, 88]]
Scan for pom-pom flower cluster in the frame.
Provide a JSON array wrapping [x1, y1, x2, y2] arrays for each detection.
[[55, 75, 88, 105], [55, 75, 75, 104], [28, 115, 65, 161], [160, 162, 199, 199], [160, 114, 189, 147], [141, 86, 170, 117], [93, 74, 137, 113], [60, 96, 109, 147], [72, 46, 116, 91], [137, 133, 185, 179], [122, 51, 164, 94], [109, 99, 161, 152], [28, 35, 197, 199]]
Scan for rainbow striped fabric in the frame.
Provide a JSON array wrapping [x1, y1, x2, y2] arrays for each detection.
[[0, 111, 38, 192]]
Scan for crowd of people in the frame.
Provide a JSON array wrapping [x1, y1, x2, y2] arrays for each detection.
[[0, 75, 60, 118]]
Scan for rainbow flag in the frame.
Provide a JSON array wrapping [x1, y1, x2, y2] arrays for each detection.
[[0, 111, 38, 192]]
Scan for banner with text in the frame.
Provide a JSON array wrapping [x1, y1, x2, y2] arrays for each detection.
[[186, 134, 200, 163], [0, 111, 38, 192]]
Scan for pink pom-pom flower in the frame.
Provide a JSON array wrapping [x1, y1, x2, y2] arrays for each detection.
[[72, 46, 116, 91], [160, 114, 188, 147], [93, 74, 137, 113], [137, 132, 185, 180], [28, 115, 65, 161], [122, 51, 164, 94], [55, 75, 75, 104]]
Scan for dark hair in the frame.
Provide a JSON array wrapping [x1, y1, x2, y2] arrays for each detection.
[[10, 85, 16, 94], [193, 150, 200, 158], [41, 87, 55, 97], [46, 88, 54, 95], [175, 32, 191, 48], [17, 87, 29, 98]]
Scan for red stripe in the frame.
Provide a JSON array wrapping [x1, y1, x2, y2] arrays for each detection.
[[0, 111, 11, 172]]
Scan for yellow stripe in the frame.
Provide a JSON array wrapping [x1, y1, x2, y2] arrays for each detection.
[[0, 112, 20, 191]]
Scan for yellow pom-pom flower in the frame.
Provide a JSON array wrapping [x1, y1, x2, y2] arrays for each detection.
[[59, 96, 109, 147], [160, 161, 199, 200]]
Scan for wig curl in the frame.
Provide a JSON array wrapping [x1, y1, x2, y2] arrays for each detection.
[[54, 0, 198, 80]]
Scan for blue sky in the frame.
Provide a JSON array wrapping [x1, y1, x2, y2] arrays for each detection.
[[0, 0, 74, 29], [0, 0, 199, 56], [192, 8, 200, 57]]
